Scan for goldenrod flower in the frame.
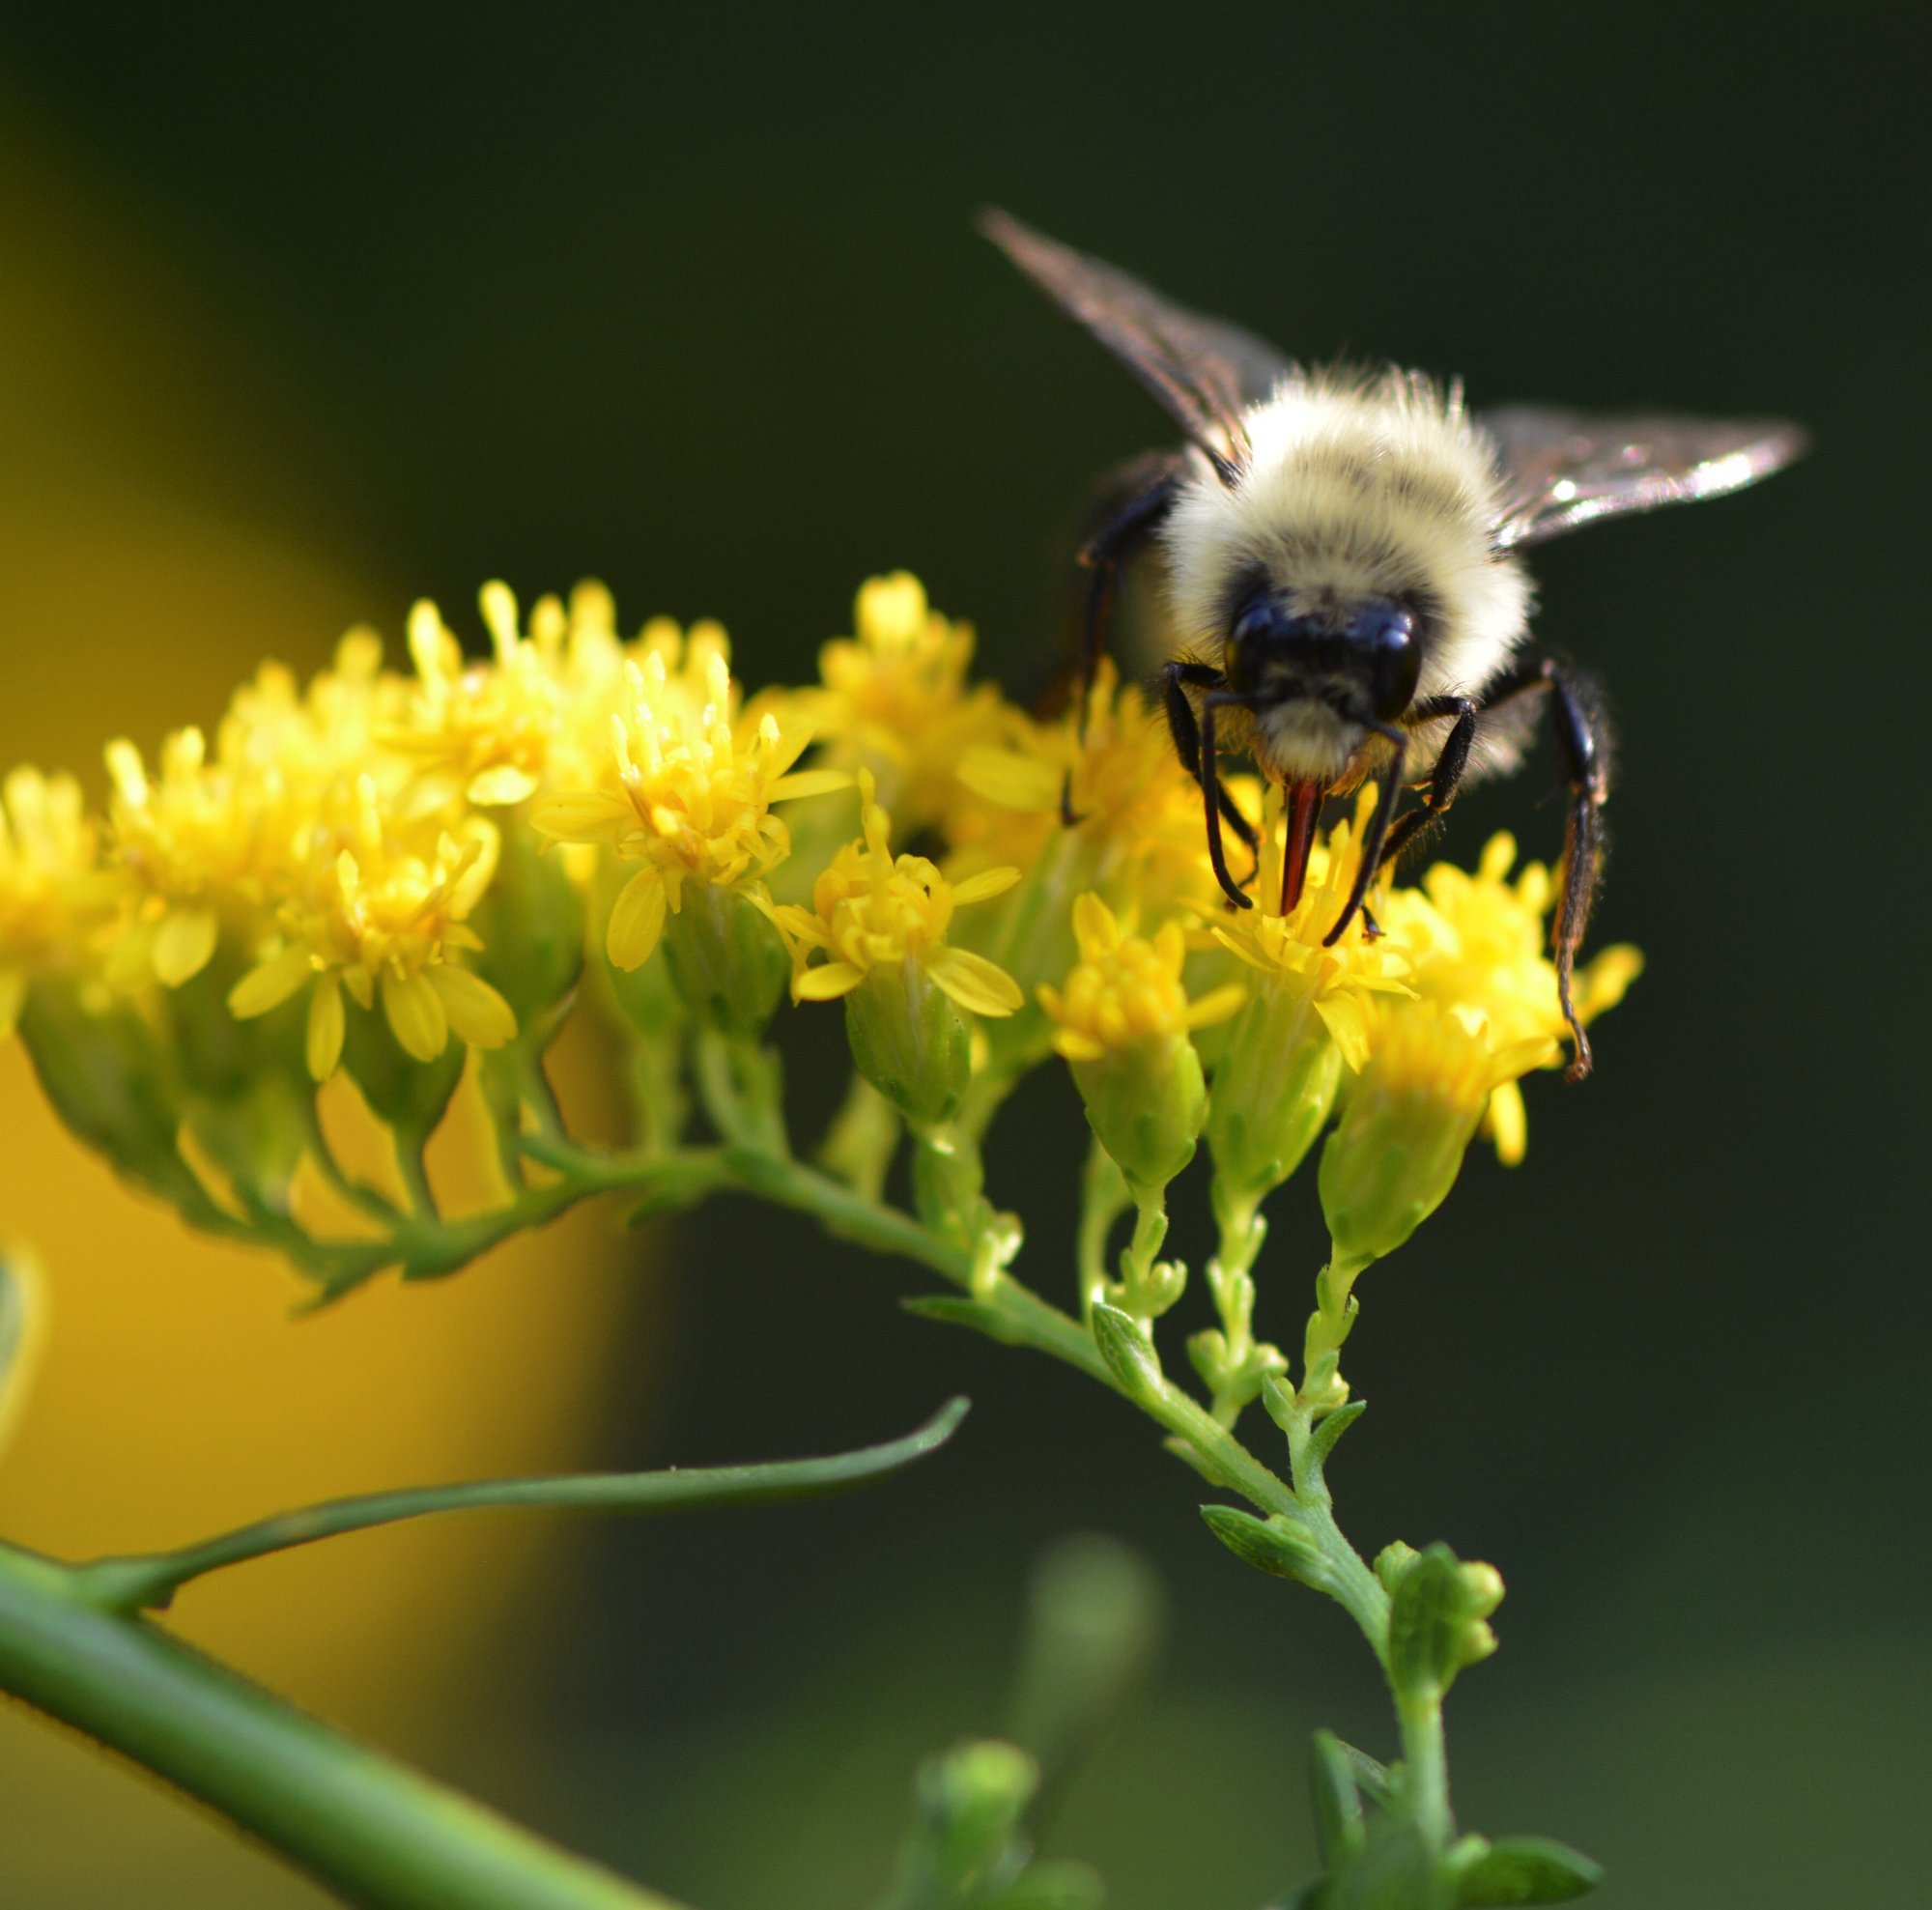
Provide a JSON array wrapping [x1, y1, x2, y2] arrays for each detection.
[[950, 661, 1210, 918], [771, 772, 1022, 1015], [1040, 893, 1244, 1065], [0, 768, 120, 1035], [1040, 893, 1244, 1196], [227, 792, 515, 1080], [1380, 832, 1642, 1163], [385, 581, 637, 809], [530, 624, 845, 971], [1209, 784, 1413, 1070], [806, 573, 1009, 833]]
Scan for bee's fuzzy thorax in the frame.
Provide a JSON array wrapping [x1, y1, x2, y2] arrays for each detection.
[[1160, 367, 1532, 712]]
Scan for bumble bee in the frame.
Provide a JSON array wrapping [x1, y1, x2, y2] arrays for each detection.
[[981, 211, 1805, 1077]]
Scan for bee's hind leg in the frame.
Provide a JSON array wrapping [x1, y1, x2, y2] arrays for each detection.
[[1421, 660, 1611, 1078], [1063, 452, 1189, 823]]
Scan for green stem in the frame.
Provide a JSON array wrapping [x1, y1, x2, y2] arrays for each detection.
[[0, 1541, 685, 1910], [1398, 1691, 1452, 1852], [67, 1399, 970, 1616]]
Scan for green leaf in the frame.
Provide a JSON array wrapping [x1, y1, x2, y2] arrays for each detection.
[[1308, 1399, 1367, 1468], [71, 1397, 970, 1614], [1200, 1504, 1332, 1592], [1332, 1739, 1393, 1810], [1090, 1302, 1163, 1402], [1452, 1839, 1603, 1905], [904, 1296, 1031, 1348], [1309, 1729, 1366, 1867]]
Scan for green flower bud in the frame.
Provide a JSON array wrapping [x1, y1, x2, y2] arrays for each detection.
[[469, 821, 585, 1041], [1385, 1543, 1506, 1703], [1039, 896, 1244, 1200], [1206, 982, 1343, 1210], [661, 885, 790, 1039], [1317, 1003, 1503, 1273], [16, 981, 211, 1213], [844, 961, 971, 1128]]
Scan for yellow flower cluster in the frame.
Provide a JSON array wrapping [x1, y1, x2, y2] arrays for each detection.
[[0, 568, 1640, 1263]]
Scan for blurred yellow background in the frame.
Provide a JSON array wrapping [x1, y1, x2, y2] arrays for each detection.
[[0, 84, 637, 1906]]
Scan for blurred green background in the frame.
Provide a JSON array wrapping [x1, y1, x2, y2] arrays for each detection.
[[0, 8, 1925, 1906]]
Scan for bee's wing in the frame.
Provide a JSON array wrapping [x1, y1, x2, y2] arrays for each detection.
[[1483, 406, 1808, 550], [980, 209, 1292, 484]]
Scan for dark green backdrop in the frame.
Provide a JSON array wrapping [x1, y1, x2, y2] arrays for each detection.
[[2, 9, 1925, 1906]]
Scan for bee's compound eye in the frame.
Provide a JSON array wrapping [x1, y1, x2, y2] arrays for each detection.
[[1360, 605, 1419, 720], [1225, 594, 1284, 693]]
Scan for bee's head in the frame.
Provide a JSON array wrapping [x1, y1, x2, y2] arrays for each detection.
[[1222, 584, 1420, 725]]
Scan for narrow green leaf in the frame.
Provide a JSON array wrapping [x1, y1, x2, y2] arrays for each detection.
[[1332, 1738, 1393, 1810], [1453, 1838, 1603, 1905], [993, 1863, 1105, 1910], [1090, 1302, 1163, 1402], [1308, 1399, 1367, 1468], [1309, 1729, 1365, 1867], [904, 1295, 1029, 1347], [71, 1397, 970, 1614], [1200, 1504, 1331, 1591]]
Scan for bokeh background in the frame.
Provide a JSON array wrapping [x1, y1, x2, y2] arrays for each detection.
[[0, 9, 1925, 1906]]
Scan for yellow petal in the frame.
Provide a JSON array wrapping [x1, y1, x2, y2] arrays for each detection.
[[951, 866, 1022, 907], [228, 946, 314, 1019], [428, 965, 519, 1048], [1070, 891, 1121, 961], [467, 763, 541, 806], [606, 869, 667, 972], [928, 948, 1023, 1017], [1183, 982, 1249, 1031], [529, 791, 633, 840], [767, 769, 853, 804], [794, 960, 865, 1002], [1314, 991, 1371, 1072], [1050, 1028, 1107, 1064], [153, 907, 219, 987], [955, 747, 1061, 813], [383, 968, 449, 1062], [0, 967, 24, 1040], [1486, 1079, 1527, 1168], [343, 966, 376, 1011], [306, 973, 346, 1081]]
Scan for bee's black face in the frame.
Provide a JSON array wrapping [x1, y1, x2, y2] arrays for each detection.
[[1223, 592, 1419, 724]]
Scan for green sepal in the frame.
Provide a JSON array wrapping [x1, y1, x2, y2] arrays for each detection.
[[1449, 1838, 1603, 1905], [1309, 1399, 1368, 1467], [181, 1071, 311, 1218], [661, 886, 789, 1039], [1199, 1504, 1331, 1592], [1309, 1729, 1367, 1867], [340, 1002, 464, 1159], [1090, 1302, 1163, 1402], [1385, 1543, 1504, 1704]]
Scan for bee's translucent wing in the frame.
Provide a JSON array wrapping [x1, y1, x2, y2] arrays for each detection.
[[1483, 406, 1808, 549], [980, 209, 1292, 484]]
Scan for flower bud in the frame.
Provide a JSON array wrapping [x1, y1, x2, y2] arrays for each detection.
[[15, 982, 211, 1213], [661, 884, 790, 1039], [843, 961, 972, 1129], [1206, 983, 1343, 1211], [469, 820, 585, 1042], [1318, 1003, 1544, 1272], [1385, 1542, 1506, 1702], [1039, 898, 1243, 1199]]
